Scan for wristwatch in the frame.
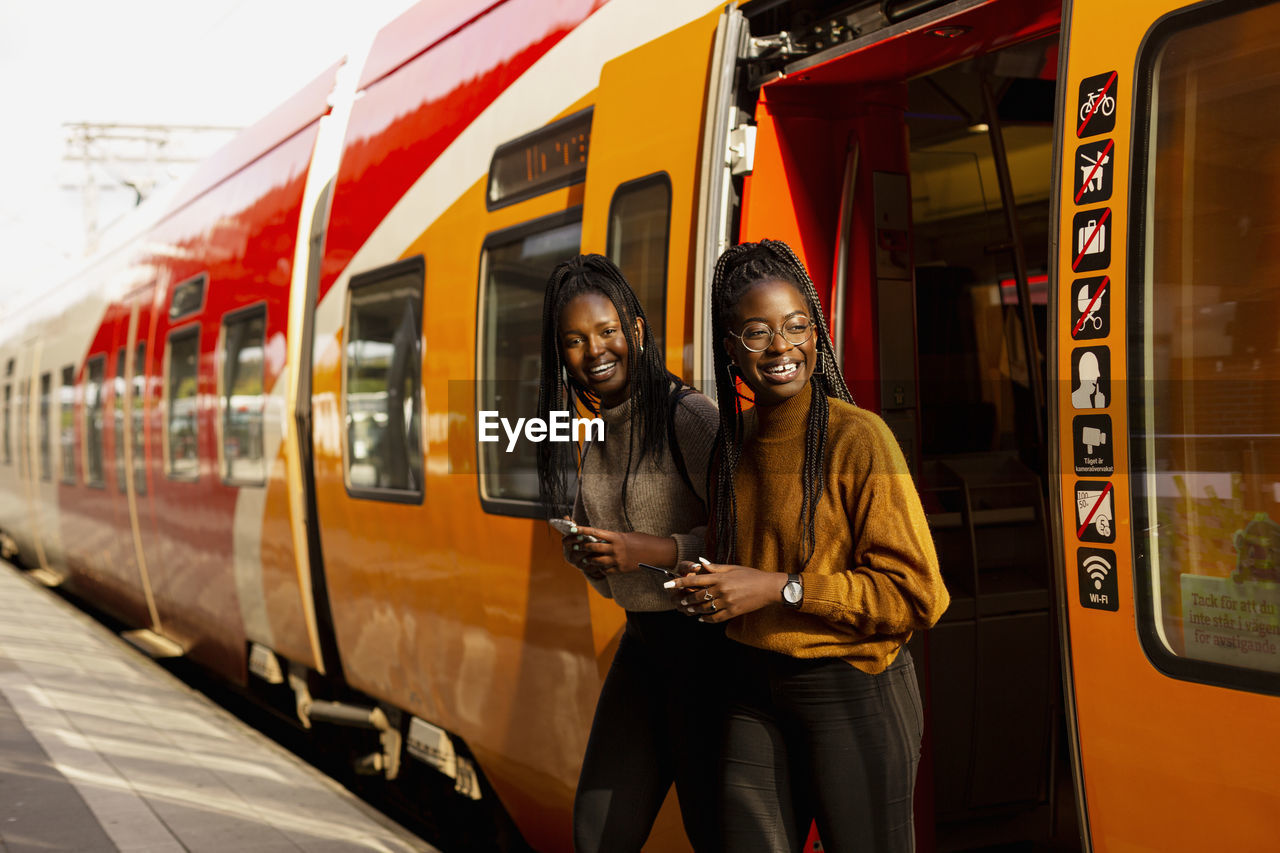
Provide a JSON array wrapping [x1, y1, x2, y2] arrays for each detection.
[[781, 573, 803, 609]]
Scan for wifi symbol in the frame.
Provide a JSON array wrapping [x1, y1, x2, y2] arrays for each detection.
[[1084, 555, 1112, 590]]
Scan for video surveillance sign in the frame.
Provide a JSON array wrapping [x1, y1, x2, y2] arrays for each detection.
[[1073, 414, 1113, 476]]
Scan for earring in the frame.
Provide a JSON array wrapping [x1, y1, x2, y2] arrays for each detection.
[[639, 343, 644, 353]]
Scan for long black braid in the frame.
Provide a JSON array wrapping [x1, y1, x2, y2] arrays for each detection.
[[709, 239, 854, 567], [536, 253, 685, 522]]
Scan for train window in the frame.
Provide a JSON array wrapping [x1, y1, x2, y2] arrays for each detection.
[[607, 173, 671, 353], [2, 381, 10, 465], [114, 349, 127, 491], [169, 273, 207, 321], [165, 328, 200, 481], [1131, 2, 1280, 692], [38, 372, 51, 482], [343, 257, 424, 502], [60, 366, 76, 484], [84, 355, 106, 487], [219, 306, 267, 486], [16, 379, 29, 480], [132, 344, 146, 494], [477, 210, 582, 516]]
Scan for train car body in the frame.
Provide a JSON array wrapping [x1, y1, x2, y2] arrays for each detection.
[[2, 0, 1279, 849]]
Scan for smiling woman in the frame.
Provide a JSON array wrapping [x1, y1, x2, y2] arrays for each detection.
[[671, 239, 948, 852], [533, 253, 724, 852]]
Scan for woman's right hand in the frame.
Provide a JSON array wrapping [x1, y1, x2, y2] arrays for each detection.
[[560, 518, 606, 580], [667, 559, 789, 622]]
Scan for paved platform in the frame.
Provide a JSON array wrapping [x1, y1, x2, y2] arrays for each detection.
[[0, 561, 436, 853]]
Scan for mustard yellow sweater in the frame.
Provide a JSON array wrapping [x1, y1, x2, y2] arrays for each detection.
[[727, 383, 949, 674]]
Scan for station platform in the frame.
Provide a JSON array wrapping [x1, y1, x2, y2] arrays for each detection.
[[0, 561, 436, 853]]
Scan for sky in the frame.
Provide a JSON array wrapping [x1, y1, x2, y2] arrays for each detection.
[[0, 0, 422, 318]]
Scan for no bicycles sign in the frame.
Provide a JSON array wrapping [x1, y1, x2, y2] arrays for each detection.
[[1077, 70, 1117, 138]]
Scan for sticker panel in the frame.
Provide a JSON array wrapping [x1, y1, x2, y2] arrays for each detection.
[[1073, 414, 1113, 476], [1078, 547, 1119, 611], [1070, 346, 1110, 410], [1072, 208, 1112, 273], [1077, 70, 1118, 138], [1075, 480, 1116, 544], [1070, 275, 1110, 340], [1074, 139, 1114, 205]]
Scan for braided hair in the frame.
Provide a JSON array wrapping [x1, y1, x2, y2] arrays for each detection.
[[709, 239, 854, 566], [536, 253, 684, 521]]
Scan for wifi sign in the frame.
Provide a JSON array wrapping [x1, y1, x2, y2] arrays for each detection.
[[1078, 548, 1119, 611]]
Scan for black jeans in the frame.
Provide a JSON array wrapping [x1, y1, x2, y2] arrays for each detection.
[[574, 610, 727, 852], [719, 646, 923, 853]]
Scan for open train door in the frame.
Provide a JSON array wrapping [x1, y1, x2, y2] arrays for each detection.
[[1053, 0, 1280, 848]]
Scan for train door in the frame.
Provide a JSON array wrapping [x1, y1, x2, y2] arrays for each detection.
[[562, 8, 738, 849], [87, 301, 153, 628], [13, 341, 44, 567], [577, 4, 729, 655], [21, 337, 53, 574], [120, 292, 164, 637], [734, 0, 1068, 848], [1053, 0, 1280, 848]]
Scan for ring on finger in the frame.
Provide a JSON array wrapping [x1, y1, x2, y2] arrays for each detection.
[[709, 601, 718, 613], [702, 590, 714, 602]]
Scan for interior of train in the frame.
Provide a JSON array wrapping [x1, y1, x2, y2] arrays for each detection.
[[906, 36, 1073, 851]]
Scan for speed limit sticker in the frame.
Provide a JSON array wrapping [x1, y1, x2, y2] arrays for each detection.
[[1075, 480, 1116, 543]]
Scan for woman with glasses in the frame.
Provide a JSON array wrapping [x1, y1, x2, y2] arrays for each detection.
[[536, 253, 722, 852], [668, 240, 949, 852]]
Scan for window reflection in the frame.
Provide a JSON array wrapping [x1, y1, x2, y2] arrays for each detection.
[[167, 330, 200, 480], [479, 218, 581, 507], [345, 266, 423, 496], [222, 310, 267, 485]]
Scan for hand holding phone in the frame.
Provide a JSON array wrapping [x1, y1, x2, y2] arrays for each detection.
[[549, 518, 601, 543]]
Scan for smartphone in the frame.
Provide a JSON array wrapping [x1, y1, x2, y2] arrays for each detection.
[[639, 562, 677, 579], [549, 518, 602, 543]]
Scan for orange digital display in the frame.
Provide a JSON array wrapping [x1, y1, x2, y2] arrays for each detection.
[[487, 108, 592, 209]]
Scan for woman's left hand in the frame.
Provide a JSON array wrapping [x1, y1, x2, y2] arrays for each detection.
[[667, 561, 788, 622]]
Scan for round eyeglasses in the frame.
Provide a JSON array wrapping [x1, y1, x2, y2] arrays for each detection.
[[729, 316, 814, 352]]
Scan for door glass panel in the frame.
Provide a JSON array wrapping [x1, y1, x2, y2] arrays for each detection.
[[608, 175, 671, 352], [133, 344, 146, 494], [60, 366, 75, 483], [166, 329, 200, 480], [85, 356, 105, 486], [344, 263, 424, 498], [479, 216, 582, 510], [38, 372, 51, 481], [115, 349, 126, 491], [222, 309, 267, 485]]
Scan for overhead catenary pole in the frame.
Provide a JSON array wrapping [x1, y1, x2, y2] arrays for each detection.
[[61, 121, 239, 255]]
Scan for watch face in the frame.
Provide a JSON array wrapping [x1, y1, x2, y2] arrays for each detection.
[[783, 581, 802, 604]]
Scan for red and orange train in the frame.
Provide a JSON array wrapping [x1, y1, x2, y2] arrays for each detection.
[[3, 0, 1279, 849]]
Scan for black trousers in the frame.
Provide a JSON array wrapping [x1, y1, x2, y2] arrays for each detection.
[[574, 610, 727, 853], [719, 646, 923, 853]]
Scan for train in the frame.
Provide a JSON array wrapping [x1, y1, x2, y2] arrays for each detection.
[[3, 0, 1279, 849]]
